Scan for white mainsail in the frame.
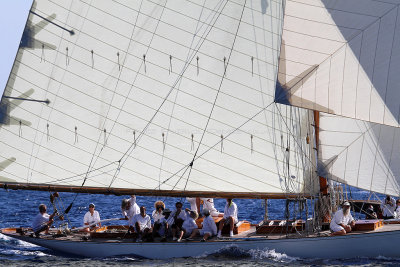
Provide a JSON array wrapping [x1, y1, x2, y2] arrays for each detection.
[[276, 0, 400, 127], [0, 0, 317, 197]]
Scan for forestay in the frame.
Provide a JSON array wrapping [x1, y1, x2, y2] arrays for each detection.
[[276, 0, 400, 127], [0, 0, 317, 197]]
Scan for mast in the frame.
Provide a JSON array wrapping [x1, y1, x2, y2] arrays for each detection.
[[313, 111, 328, 196]]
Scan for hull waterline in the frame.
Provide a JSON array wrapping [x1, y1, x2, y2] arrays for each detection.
[[2, 229, 400, 259]]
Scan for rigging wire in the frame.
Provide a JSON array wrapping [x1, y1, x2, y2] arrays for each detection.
[[180, 0, 249, 193], [106, 0, 229, 188], [84, 0, 147, 191], [156, 0, 209, 193], [157, 101, 276, 188]]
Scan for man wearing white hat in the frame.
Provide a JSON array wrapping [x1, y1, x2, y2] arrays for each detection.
[[330, 201, 355, 236]]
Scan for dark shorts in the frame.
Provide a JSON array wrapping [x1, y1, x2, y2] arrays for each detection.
[[172, 218, 184, 229], [34, 225, 49, 236]]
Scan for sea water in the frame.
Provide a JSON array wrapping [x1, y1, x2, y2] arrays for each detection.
[[0, 189, 399, 266]]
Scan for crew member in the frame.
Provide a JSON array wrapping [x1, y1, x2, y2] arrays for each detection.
[[32, 204, 57, 237], [217, 198, 238, 238], [330, 201, 355, 236]]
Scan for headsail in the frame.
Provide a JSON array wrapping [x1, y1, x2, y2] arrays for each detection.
[[276, 0, 400, 127], [0, 0, 317, 198], [318, 113, 400, 196]]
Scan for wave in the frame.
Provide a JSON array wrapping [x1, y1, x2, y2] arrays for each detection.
[[199, 244, 297, 263], [0, 248, 48, 257], [0, 233, 39, 248]]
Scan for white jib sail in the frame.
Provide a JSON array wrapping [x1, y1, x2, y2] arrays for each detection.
[[276, 0, 400, 127], [0, 0, 317, 196], [319, 112, 400, 196]]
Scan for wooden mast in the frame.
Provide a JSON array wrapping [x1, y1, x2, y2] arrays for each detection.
[[313, 110, 328, 195]]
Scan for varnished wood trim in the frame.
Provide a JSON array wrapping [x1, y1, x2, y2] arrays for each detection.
[[0, 182, 311, 199]]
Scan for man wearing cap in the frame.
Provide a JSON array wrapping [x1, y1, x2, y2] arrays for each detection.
[[330, 201, 355, 236], [83, 203, 101, 232]]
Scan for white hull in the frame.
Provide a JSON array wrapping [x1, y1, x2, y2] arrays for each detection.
[[3, 229, 400, 259]]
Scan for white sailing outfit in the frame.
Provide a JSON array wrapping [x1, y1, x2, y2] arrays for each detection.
[[330, 209, 354, 232], [170, 209, 187, 225], [83, 210, 101, 226], [395, 205, 400, 219], [223, 201, 238, 224], [201, 198, 220, 217], [132, 214, 151, 231], [32, 213, 50, 232], [128, 196, 140, 215], [186, 197, 197, 211], [200, 215, 217, 236], [152, 210, 164, 223], [381, 197, 396, 218], [182, 215, 198, 236], [122, 196, 140, 226]]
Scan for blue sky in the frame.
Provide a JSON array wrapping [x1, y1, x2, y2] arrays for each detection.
[[0, 1, 32, 96]]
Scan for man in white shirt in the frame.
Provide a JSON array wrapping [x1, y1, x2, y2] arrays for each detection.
[[381, 195, 396, 219], [153, 208, 171, 241], [121, 196, 140, 233], [132, 206, 152, 241], [32, 204, 57, 237], [201, 198, 223, 217], [217, 198, 238, 238], [128, 195, 140, 217], [188, 208, 218, 241], [83, 203, 101, 232], [330, 201, 355, 236], [170, 202, 187, 241], [177, 209, 198, 242], [395, 199, 400, 219]]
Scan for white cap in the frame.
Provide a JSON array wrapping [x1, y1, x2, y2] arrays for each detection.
[[342, 201, 350, 206]]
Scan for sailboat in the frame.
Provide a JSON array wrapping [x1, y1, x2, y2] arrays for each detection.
[[2, 0, 400, 259]]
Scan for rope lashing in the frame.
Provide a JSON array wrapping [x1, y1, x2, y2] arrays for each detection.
[[91, 50, 94, 68], [47, 123, 50, 141], [143, 54, 147, 73], [250, 134, 253, 153], [223, 56, 227, 76], [251, 56, 254, 76], [196, 56, 199, 75], [66, 47, 69, 66], [191, 133, 194, 151], [117, 52, 120, 71], [133, 130, 136, 148], [41, 43, 45, 62], [103, 128, 107, 146], [162, 132, 165, 151], [74, 126, 78, 144], [19, 120, 22, 137], [169, 55, 172, 74], [220, 134, 224, 152]]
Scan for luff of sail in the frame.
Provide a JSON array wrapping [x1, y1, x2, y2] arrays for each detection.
[[0, 0, 318, 198], [276, 0, 400, 128]]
